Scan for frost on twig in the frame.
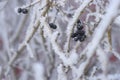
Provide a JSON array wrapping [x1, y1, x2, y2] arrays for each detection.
[[57, 64, 67, 80], [76, 0, 120, 79], [1, 0, 120, 80], [33, 63, 45, 80], [10, 15, 28, 43], [112, 49, 120, 60], [8, 0, 50, 67], [90, 66, 98, 78], [64, 0, 93, 53], [89, 74, 120, 80], [25, 42, 35, 58], [51, 31, 78, 67], [96, 46, 108, 76], [8, 19, 40, 67]]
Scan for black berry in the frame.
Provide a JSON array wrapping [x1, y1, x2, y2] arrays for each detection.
[[49, 23, 57, 29], [71, 33, 78, 38], [18, 8, 22, 13], [22, 9, 28, 14], [77, 19, 81, 24], [83, 35, 86, 38], [76, 30, 85, 36], [79, 37, 85, 42], [74, 37, 79, 41], [77, 24, 83, 30], [72, 19, 86, 42], [76, 19, 84, 30], [73, 33, 86, 42], [79, 35, 86, 42]]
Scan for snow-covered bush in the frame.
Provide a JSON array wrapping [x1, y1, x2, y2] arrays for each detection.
[[0, 0, 120, 80]]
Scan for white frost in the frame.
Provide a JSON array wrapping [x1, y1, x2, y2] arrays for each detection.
[[33, 63, 45, 80]]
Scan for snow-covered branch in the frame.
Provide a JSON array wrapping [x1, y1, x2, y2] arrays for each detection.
[[76, 0, 120, 79], [64, 0, 93, 53], [1, 0, 120, 80]]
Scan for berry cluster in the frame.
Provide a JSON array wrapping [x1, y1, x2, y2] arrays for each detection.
[[49, 23, 57, 29], [71, 20, 86, 42], [17, 8, 28, 14]]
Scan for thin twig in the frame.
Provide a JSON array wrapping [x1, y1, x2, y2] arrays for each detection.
[[76, 0, 120, 79], [22, 0, 41, 8], [64, 0, 93, 53], [8, 0, 50, 67], [10, 15, 28, 43]]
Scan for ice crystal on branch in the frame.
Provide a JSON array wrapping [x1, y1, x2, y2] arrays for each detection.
[[0, 0, 120, 80]]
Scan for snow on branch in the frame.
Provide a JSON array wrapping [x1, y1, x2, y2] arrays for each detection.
[[42, 21, 68, 66], [112, 49, 120, 61], [8, 19, 40, 67], [51, 31, 78, 67], [8, 0, 50, 69], [89, 74, 120, 80], [96, 46, 108, 77], [57, 64, 67, 80], [76, 0, 120, 79], [64, 0, 93, 53], [33, 63, 45, 80], [1, 0, 120, 80]]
